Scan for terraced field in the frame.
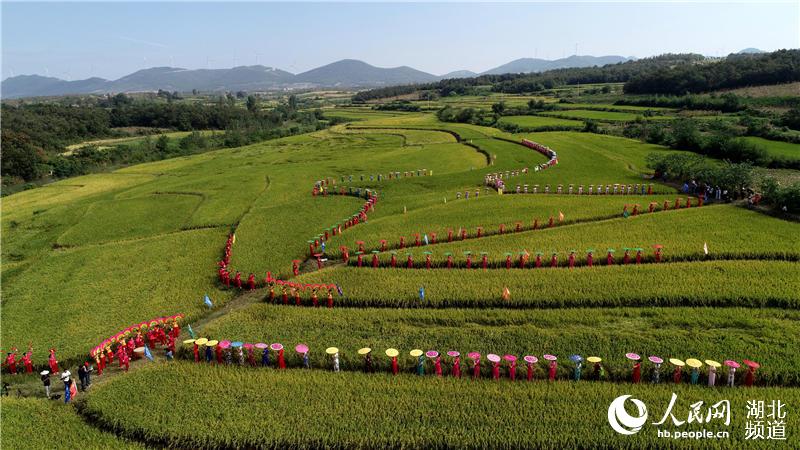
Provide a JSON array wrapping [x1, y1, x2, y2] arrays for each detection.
[[2, 108, 797, 448]]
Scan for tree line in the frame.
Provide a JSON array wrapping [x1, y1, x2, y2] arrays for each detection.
[[1, 93, 325, 186], [623, 50, 800, 95]]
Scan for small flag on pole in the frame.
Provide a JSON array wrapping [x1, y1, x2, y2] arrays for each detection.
[[703, 242, 709, 255], [144, 345, 154, 362], [204, 294, 213, 309], [502, 286, 511, 301], [232, 233, 236, 244], [558, 211, 565, 222], [419, 286, 425, 301], [187, 324, 196, 339]]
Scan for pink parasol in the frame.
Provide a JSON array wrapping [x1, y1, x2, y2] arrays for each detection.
[[447, 351, 460, 357], [219, 340, 231, 349], [648, 356, 664, 364], [426, 350, 439, 358], [270, 343, 284, 351], [543, 354, 557, 361], [724, 360, 741, 369], [254, 343, 268, 349], [523, 355, 538, 364], [467, 352, 481, 360], [295, 344, 309, 354], [743, 359, 760, 369], [243, 343, 254, 349], [487, 354, 501, 363], [626, 353, 641, 361], [503, 354, 517, 362]]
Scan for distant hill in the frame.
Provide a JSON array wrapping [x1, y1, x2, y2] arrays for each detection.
[[438, 70, 478, 79], [481, 55, 629, 75], [1, 60, 442, 98], [738, 48, 766, 54], [295, 59, 438, 87]]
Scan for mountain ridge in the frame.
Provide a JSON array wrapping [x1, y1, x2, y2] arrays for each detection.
[[0, 54, 675, 98]]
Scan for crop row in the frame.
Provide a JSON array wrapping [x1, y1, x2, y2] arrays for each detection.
[[79, 362, 800, 449], [294, 261, 800, 309], [199, 303, 800, 386]]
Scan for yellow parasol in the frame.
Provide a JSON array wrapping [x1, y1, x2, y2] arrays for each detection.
[[325, 347, 339, 355], [385, 348, 399, 358], [705, 359, 722, 368], [409, 349, 423, 357], [669, 358, 686, 367], [182, 339, 196, 345], [194, 338, 208, 346], [685, 358, 702, 368], [206, 340, 219, 347], [587, 356, 602, 363], [357, 347, 372, 355]]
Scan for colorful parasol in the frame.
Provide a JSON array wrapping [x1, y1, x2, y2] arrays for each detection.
[[587, 356, 602, 363], [724, 360, 741, 369], [409, 349, 423, 357], [295, 344, 309, 354], [358, 347, 372, 355], [447, 351, 460, 357], [219, 341, 231, 349], [743, 359, 760, 369], [325, 347, 339, 355], [487, 354, 501, 363], [648, 356, 664, 364], [426, 350, 439, 358], [523, 355, 538, 364], [467, 352, 481, 360], [254, 343, 268, 349], [270, 343, 284, 351], [669, 358, 685, 367], [543, 354, 557, 361], [503, 354, 517, 363], [686, 358, 703, 368], [625, 353, 641, 361], [182, 339, 196, 345], [705, 360, 722, 368], [195, 338, 208, 346], [385, 348, 399, 358]]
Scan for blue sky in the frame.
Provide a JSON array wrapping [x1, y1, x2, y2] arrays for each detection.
[[2, 2, 798, 80]]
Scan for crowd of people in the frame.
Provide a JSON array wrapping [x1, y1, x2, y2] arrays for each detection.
[[179, 341, 762, 387]]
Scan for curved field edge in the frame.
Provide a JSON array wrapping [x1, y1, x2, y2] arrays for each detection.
[[79, 363, 799, 449], [295, 260, 800, 309], [0, 398, 145, 449]]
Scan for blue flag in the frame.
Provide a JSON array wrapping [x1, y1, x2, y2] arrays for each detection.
[[336, 284, 344, 296], [204, 294, 213, 309], [419, 286, 425, 301], [187, 324, 196, 339], [144, 345, 154, 362]]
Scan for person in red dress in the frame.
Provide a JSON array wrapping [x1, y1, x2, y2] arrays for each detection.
[[21, 346, 33, 374], [278, 348, 286, 369], [632, 361, 641, 383], [247, 273, 256, 290], [4, 348, 17, 375], [48, 348, 59, 374], [548, 360, 557, 381], [434, 355, 443, 377], [234, 272, 242, 289]]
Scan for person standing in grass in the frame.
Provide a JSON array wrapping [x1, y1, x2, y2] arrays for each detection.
[[48, 348, 59, 374], [41, 370, 51, 398]]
